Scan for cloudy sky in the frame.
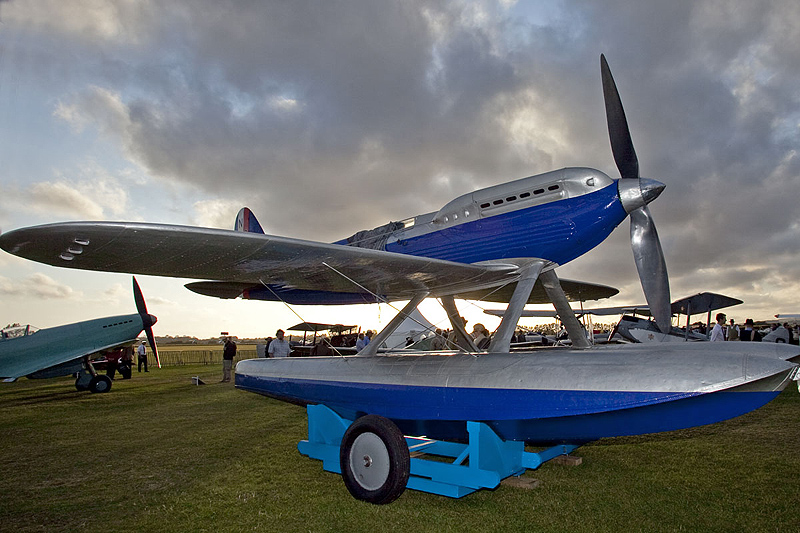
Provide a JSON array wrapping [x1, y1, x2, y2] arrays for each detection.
[[1, 0, 798, 338]]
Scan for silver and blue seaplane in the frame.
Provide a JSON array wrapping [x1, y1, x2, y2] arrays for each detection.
[[1, 56, 798, 503], [0, 277, 158, 393]]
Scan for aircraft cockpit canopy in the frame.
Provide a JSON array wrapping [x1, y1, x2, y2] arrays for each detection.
[[1, 324, 39, 340], [432, 168, 614, 226]]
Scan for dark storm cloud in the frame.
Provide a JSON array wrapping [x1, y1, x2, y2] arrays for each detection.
[[550, 1, 800, 309], [6, 0, 799, 312], [130, 0, 537, 227], [13, 1, 555, 236]]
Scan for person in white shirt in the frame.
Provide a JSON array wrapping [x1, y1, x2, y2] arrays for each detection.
[[137, 341, 148, 372], [268, 329, 291, 358], [710, 313, 726, 342]]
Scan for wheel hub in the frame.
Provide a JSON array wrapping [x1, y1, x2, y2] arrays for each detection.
[[349, 432, 390, 491]]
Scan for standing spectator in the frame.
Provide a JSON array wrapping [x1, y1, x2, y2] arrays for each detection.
[[105, 348, 120, 380], [740, 319, 761, 342], [355, 332, 367, 352], [431, 328, 446, 350], [137, 340, 148, 372], [119, 345, 134, 379], [221, 337, 237, 383], [727, 318, 739, 341], [471, 323, 490, 349], [256, 337, 272, 358], [268, 329, 291, 358], [710, 313, 726, 342]]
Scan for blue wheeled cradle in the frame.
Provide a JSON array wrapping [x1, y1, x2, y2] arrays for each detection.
[[297, 404, 580, 498]]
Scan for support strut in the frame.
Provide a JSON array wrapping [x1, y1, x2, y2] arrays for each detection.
[[358, 292, 429, 356], [540, 270, 591, 348], [298, 404, 581, 499], [440, 295, 478, 352], [488, 260, 545, 353]]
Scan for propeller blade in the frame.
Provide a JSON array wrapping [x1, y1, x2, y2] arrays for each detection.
[[133, 277, 151, 326], [145, 324, 160, 369], [601, 54, 639, 179], [132, 276, 160, 368], [602, 55, 671, 333], [630, 206, 671, 333]]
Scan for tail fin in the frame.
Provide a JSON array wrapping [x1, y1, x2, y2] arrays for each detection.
[[234, 207, 265, 234]]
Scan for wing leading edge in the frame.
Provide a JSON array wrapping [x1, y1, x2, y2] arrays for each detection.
[[0, 222, 541, 301], [1, 221, 618, 305]]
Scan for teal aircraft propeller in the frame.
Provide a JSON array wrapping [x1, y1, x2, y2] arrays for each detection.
[[0, 277, 158, 393]]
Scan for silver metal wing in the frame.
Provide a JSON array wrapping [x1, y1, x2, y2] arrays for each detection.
[[0, 222, 536, 301]]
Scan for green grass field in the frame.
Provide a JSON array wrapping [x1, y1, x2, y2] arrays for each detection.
[[1, 363, 799, 532]]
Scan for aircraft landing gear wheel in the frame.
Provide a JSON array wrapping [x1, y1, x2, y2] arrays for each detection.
[[339, 414, 409, 504], [88, 375, 112, 393]]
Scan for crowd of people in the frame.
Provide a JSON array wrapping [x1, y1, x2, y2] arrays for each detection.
[[709, 313, 797, 344], [214, 314, 798, 383], [402, 319, 567, 351]]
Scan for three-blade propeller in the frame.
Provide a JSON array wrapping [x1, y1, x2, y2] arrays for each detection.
[[601, 55, 672, 334], [133, 276, 161, 368]]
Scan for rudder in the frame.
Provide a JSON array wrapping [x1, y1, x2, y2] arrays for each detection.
[[234, 207, 265, 234]]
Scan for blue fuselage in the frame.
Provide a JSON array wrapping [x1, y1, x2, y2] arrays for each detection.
[[245, 171, 627, 304], [384, 182, 625, 266]]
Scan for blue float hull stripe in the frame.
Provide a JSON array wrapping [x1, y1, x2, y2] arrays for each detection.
[[236, 374, 702, 420], [236, 374, 780, 444]]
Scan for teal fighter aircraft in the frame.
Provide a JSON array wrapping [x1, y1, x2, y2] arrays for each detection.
[[0, 277, 158, 393]]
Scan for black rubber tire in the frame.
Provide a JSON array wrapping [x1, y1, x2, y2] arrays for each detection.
[[75, 377, 89, 392], [88, 375, 112, 393], [339, 414, 410, 504]]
